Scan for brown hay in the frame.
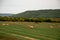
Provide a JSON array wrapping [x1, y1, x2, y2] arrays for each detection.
[[50, 25, 53, 28], [28, 25, 34, 29], [6, 24, 9, 25], [2, 23, 9, 26], [2, 24, 5, 26]]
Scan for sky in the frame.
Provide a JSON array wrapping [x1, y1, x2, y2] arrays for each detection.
[[0, 0, 60, 14]]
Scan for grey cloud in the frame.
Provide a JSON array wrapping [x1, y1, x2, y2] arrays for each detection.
[[0, 0, 60, 14]]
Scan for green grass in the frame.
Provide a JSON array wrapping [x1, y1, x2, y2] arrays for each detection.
[[0, 22, 60, 40]]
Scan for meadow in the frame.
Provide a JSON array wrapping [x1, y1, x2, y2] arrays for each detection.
[[0, 22, 60, 40]]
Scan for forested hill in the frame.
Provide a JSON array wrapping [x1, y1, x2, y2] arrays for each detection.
[[14, 9, 60, 18]]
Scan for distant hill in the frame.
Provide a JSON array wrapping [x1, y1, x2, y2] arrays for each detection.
[[14, 9, 60, 18], [0, 13, 15, 16]]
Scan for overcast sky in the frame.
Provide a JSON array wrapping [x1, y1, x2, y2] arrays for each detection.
[[0, 0, 60, 14]]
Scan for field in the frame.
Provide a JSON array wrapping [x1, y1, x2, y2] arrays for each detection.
[[0, 22, 60, 40]]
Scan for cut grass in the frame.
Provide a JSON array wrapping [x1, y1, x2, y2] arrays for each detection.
[[0, 22, 60, 40]]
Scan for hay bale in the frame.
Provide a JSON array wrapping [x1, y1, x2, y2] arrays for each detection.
[[2, 23, 9, 26], [2, 24, 5, 26], [28, 25, 34, 29], [50, 25, 53, 28], [6, 24, 9, 25]]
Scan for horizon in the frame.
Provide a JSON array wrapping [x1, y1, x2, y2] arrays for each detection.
[[0, 9, 60, 14], [0, 0, 60, 14]]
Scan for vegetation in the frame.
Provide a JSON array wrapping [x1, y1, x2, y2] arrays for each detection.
[[0, 16, 60, 22], [0, 22, 60, 40], [0, 9, 60, 40], [0, 9, 60, 22], [14, 9, 60, 18]]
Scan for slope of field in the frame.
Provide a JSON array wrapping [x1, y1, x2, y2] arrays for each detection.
[[14, 9, 60, 18], [0, 22, 60, 40]]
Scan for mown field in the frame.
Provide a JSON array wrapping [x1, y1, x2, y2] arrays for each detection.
[[0, 22, 60, 40]]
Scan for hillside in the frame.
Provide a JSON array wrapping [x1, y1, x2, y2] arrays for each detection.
[[14, 9, 60, 18], [0, 13, 15, 16]]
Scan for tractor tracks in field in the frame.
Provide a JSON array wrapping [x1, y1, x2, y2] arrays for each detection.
[[0, 31, 39, 40], [12, 34, 39, 40]]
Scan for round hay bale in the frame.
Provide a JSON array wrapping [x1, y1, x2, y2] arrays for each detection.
[[50, 25, 53, 28], [6, 24, 9, 25], [28, 25, 34, 29], [2, 24, 5, 26]]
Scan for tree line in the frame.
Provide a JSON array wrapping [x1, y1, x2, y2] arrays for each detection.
[[0, 16, 60, 22]]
